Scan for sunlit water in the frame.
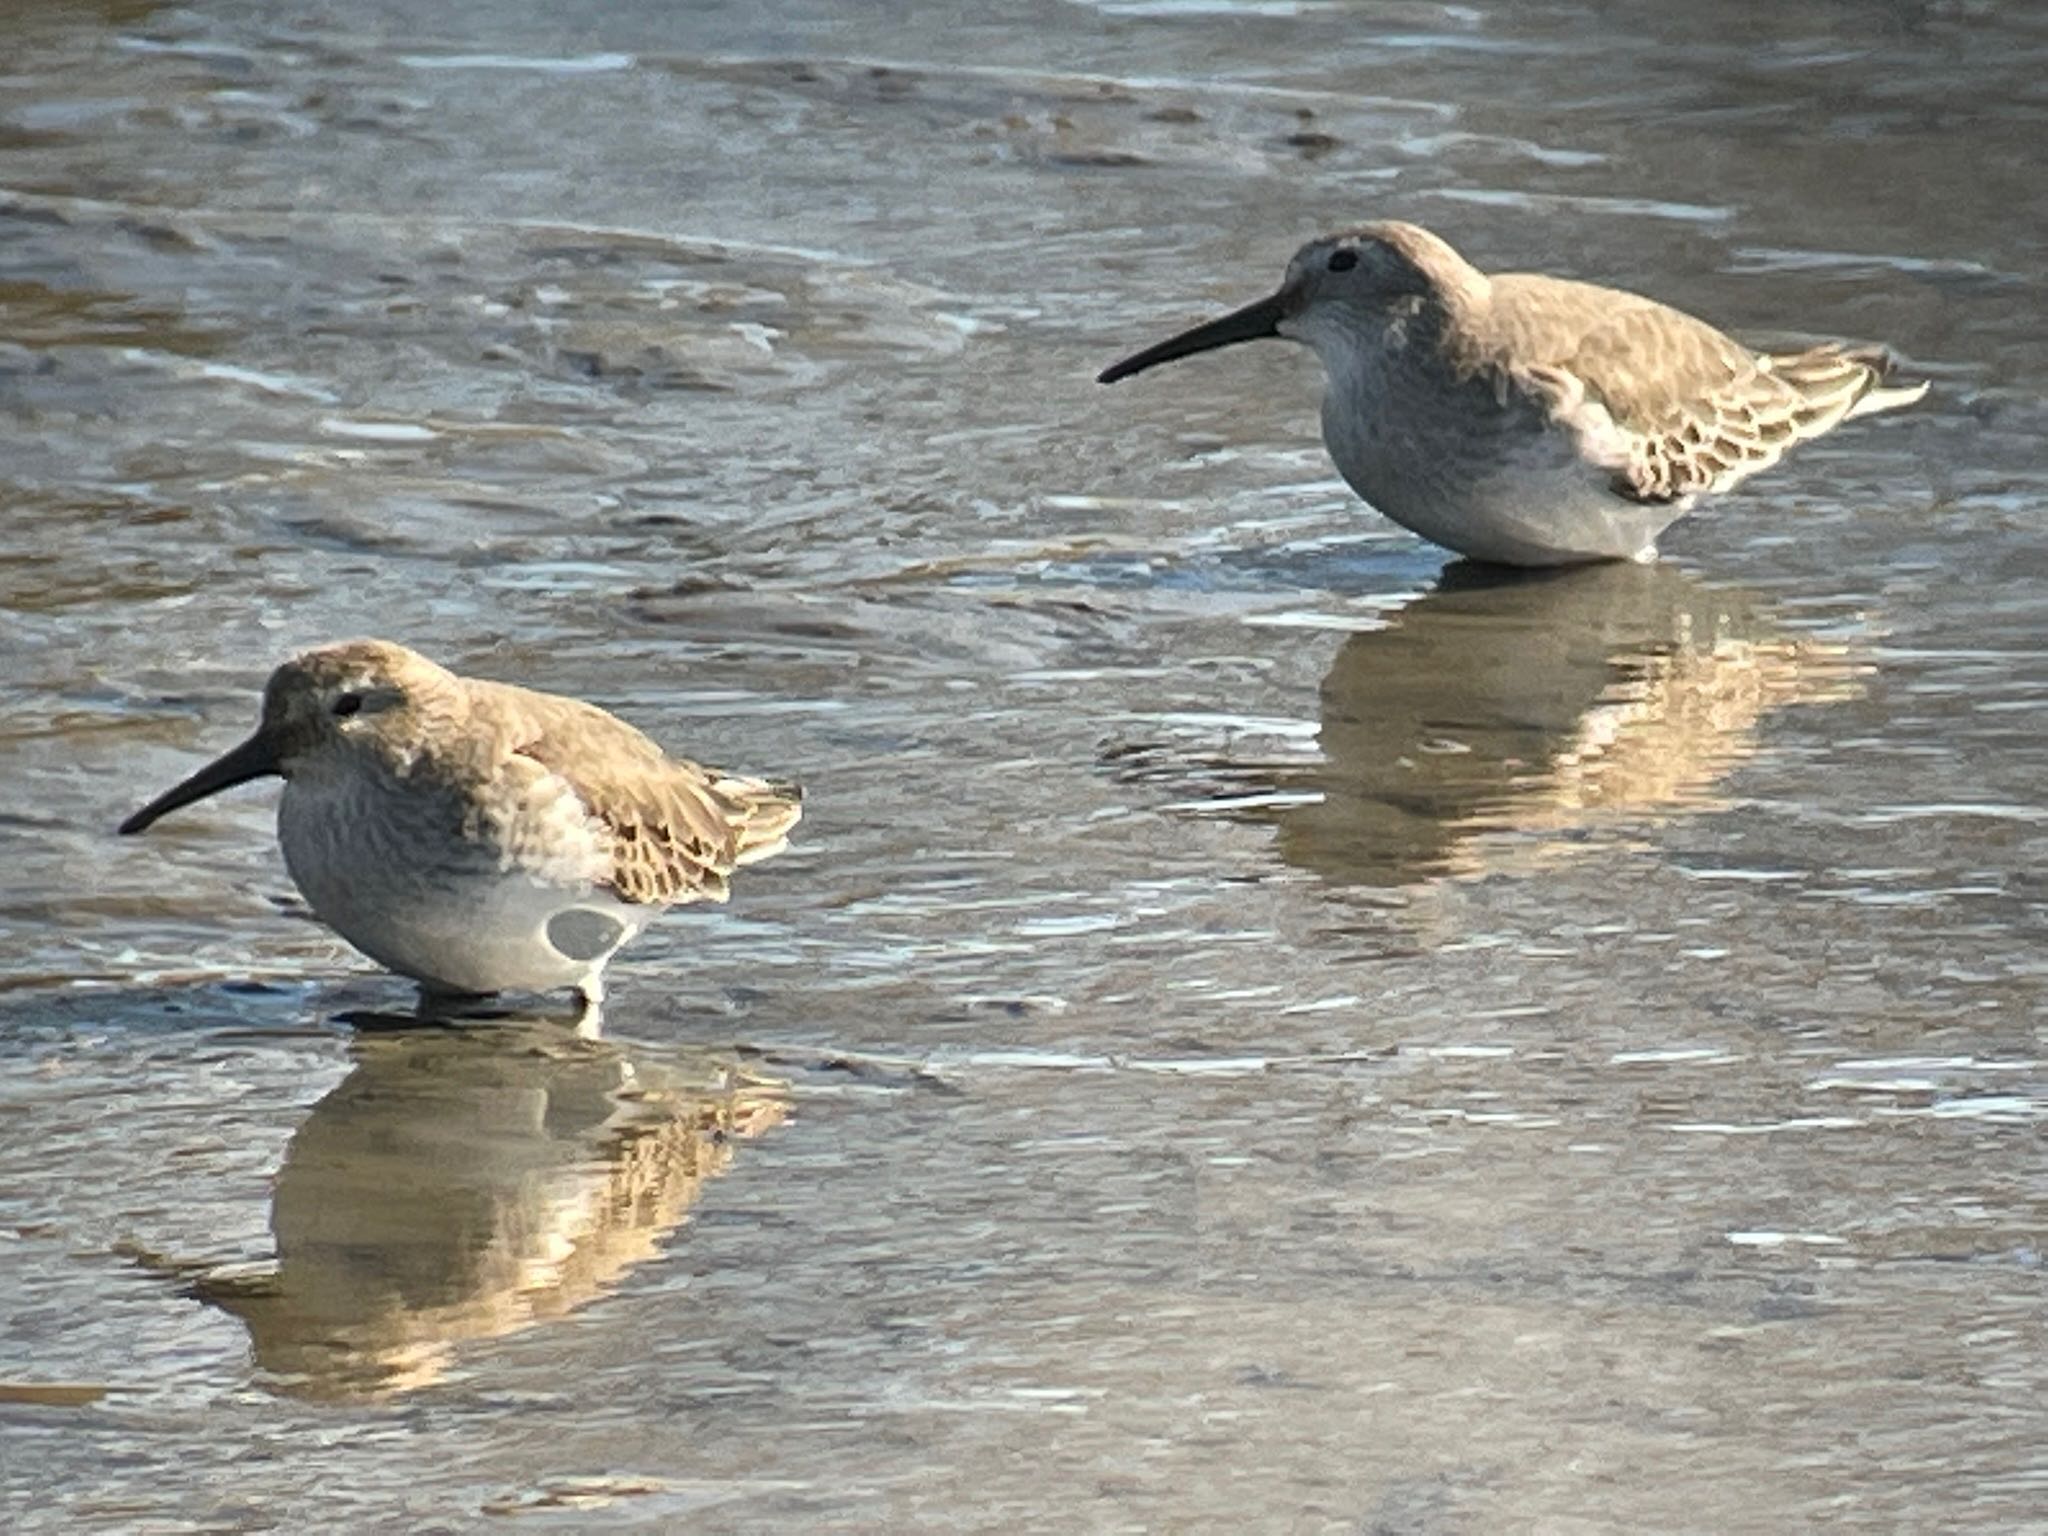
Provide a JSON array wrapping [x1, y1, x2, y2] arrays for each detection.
[[3, 0, 2044, 1529]]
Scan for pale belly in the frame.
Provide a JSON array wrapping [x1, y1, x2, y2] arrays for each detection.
[[1320, 391, 1689, 567], [277, 776, 649, 996]]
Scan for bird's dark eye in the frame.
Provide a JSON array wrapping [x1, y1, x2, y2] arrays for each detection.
[[332, 692, 364, 719], [1327, 248, 1359, 273]]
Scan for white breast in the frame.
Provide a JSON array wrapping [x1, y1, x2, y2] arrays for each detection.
[[1317, 350, 1686, 566], [276, 765, 648, 996]]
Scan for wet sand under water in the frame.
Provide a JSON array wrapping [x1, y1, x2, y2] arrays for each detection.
[[2, 0, 2045, 1530]]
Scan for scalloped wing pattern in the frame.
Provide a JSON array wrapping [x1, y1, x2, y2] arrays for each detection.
[[479, 685, 801, 907]]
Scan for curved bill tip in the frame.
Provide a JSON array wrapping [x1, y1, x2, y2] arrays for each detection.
[[119, 732, 280, 835], [1097, 290, 1289, 385]]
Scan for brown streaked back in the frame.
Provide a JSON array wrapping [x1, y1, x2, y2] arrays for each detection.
[[471, 679, 802, 907], [1473, 273, 1760, 428], [1469, 274, 1924, 504]]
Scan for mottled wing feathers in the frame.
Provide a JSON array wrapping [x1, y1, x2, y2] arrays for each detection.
[[1477, 275, 1924, 507], [1606, 343, 1918, 505], [479, 682, 801, 907]]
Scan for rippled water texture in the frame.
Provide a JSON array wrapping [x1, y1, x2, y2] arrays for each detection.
[[3, 0, 2045, 1529]]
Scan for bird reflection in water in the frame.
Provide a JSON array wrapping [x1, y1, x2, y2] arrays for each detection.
[[179, 1014, 785, 1401], [1124, 561, 1868, 887]]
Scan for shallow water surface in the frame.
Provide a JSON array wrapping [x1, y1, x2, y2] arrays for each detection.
[[2, 0, 2045, 1530]]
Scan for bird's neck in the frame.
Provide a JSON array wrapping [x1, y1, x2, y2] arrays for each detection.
[[1306, 294, 1465, 400]]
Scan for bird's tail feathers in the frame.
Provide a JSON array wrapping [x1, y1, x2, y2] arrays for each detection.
[[1846, 378, 1931, 420], [1766, 343, 1927, 426], [715, 776, 804, 865]]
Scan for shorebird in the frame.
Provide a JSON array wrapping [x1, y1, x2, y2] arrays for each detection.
[[1098, 222, 1927, 567], [120, 640, 801, 1006]]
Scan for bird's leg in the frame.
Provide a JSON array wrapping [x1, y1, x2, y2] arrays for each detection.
[[572, 972, 607, 1036]]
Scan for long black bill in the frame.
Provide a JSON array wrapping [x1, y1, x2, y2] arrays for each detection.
[[119, 732, 281, 835], [1097, 290, 1289, 384]]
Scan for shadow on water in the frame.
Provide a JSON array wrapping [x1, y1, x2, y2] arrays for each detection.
[[1119, 561, 1869, 887], [129, 1010, 786, 1403]]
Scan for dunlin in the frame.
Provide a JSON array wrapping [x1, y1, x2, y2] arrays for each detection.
[[1099, 221, 1927, 567], [120, 640, 801, 1005]]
